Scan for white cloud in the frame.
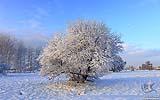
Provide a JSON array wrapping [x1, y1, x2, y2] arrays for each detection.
[[122, 43, 160, 67], [19, 19, 42, 29], [16, 33, 50, 47], [138, 0, 160, 7], [18, 6, 51, 30], [0, 29, 50, 47], [32, 7, 50, 20]]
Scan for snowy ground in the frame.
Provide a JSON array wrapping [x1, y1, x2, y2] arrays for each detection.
[[0, 71, 160, 100]]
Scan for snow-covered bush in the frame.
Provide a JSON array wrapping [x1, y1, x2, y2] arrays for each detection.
[[39, 20, 124, 83]]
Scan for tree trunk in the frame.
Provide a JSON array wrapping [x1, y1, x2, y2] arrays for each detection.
[[69, 73, 88, 83]]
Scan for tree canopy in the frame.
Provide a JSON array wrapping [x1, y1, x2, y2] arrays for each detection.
[[40, 20, 125, 83]]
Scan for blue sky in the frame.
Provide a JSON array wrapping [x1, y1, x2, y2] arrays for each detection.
[[0, 0, 160, 66]]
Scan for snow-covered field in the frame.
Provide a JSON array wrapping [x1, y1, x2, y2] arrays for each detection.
[[0, 71, 160, 100]]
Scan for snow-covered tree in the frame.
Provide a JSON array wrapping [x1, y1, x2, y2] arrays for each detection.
[[40, 20, 124, 83], [24, 47, 41, 72], [110, 55, 126, 72], [34, 47, 41, 70]]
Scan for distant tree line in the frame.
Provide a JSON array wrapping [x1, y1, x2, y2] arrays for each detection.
[[0, 33, 41, 73]]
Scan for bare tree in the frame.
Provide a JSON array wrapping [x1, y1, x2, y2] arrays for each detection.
[[40, 20, 124, 83], [13, 41, 26, 72], [25, 47, 34, 72], [0, 33, 16, 66], [0, 33, 42, 73]]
